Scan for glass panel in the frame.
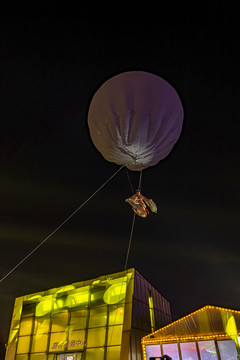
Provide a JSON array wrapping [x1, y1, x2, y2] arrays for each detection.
[[30, 354, 47, 360], [87, 327, 106, 347], [16, 336, 31, 354], [90, 287, 105, 306], [198, 340, 218, 360], [53, 296, 67, 313], [85, 348, 104, 360], [13, 298, 23, 322], [103, 282, 127, 305], [21, 303, 35, 317], [57, 353, 83, 360], [218, 340, 238, 359], [123, 302, 132, 331], [31, 333, 48, 352], [65, 286, 90, 309], [108, 305, 124, 325], [148, 291, 155, 332], [19, 317, 33, 335], [67, 329, 86, 350], [89, 306, 107, 328], [69, 309, 87, 330], [106, 345, 121, 359], [180, 342, 198, 360], [146, 345, 161, 359], [15, 355, 28, 360], [35, 296, 53, 317], [47, 355, 55, 360], [51, 311, 69, 332], [33, 317, 50, 334], [162, 343, 180, 360], [49, 331, 67, 352], [107, 325, 123, 346]]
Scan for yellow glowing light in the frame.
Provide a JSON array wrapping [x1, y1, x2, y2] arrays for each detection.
[[8, 329, 18, 343], [148, 291, 155, 332], [65, 291, 89, 308], [92, 280, 100, 285], [6, 269, 135, 360], [103, 282, 127, 304], [56, 285, 75, 293], [26, 295, 42, 301], [222, 312, 239, 348], [226, 315, 237, 335], [142, 305, 240, 341], [142, 332, 240, 345], [36, 296, 53, 317], [53, 298, 65, 310]]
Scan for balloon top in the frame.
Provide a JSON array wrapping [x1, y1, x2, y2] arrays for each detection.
[[88, 71, 184, 171]]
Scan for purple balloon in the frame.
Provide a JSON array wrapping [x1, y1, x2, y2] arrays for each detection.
[[88, 71, 184, 171]]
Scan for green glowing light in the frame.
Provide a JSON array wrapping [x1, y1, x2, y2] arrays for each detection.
[[36, 296, 53, 317], [53, 298, 65, 310], [56, 285, 75, 293], [148, 291, 155, 332], [26, 295, 42, 301], [65, 291, 89, 308], [103, 282, 127, 304]]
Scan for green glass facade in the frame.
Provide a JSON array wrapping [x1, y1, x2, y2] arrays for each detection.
[[5, 269, 171, 360]]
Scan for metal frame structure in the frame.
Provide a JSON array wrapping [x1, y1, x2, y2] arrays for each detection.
[[5, 268, 171, 360], [142, 305, 240, 360]]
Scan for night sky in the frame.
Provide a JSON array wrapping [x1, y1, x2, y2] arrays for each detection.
[[0, 8, 239, 356]]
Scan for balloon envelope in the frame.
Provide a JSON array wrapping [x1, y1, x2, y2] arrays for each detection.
[[88, 71, 184, 171]]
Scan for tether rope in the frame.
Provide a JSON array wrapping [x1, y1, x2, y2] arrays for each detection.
[[124, 169, 142, 270], [0, 165, 125, 285], [125, 168, 134, 193]]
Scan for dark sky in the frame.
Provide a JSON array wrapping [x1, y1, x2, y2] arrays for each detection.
[[0, 8, 239, 355]]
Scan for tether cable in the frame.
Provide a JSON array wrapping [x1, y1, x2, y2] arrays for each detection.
[[124, 212, 136, 270], [0, 165, 125, 285], [125, 168, 134, 193], [124, 169, 142, 270], [138, 169, 143, 191]]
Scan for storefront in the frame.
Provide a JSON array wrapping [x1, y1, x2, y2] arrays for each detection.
[[5, 268, 171, 360], [142, 305, 240, 360]]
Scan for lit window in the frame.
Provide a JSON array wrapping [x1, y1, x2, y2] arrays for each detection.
[[180, 342, 198, 360], [218, 340, 238, 359], [33, 318, 50, 334], [31, 334, 48, 353], [85, 347, 104, 360], [51, 311, 69, 332], [107, 325, 123, 346], [198, 340, 218, 360], [162, 343, 180, 360], [19, 317, 33, 336], [69, 310, 87, 330], [145, 344, 161, 359], [88, 306, 107, 327], [16, 336, 31, 354], [106, 345, 121, 359], [87, 327, 106, 347], [148, 291, 155, 332], [103, 282, 127, 304], [108, 305, 124, 325]]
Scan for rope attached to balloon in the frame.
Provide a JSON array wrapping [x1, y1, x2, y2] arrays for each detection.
[[0, 71, 184, 285], [0, 165, 125, 285], [88, 70, 183, 268], [124, 170, 142, 270]]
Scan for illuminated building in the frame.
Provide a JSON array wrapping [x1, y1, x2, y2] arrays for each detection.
[[5, 268, 171, 360], [142, 305, 240, 360]]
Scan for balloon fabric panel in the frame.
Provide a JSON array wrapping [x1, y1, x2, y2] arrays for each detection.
[[88, 71, 184, 171]]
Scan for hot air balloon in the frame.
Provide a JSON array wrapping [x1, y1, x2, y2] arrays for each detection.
[[87, 71, 184, 172], [88, 71, 184, 218]]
